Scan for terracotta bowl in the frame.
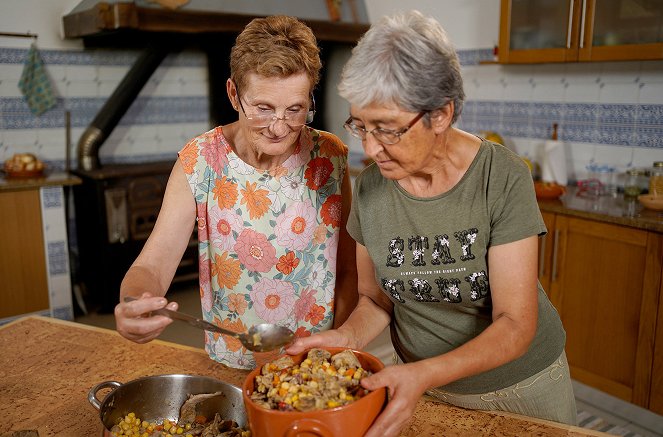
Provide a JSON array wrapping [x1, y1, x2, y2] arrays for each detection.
[[242, 347, 387, 437], [638, 194, 663, 211]]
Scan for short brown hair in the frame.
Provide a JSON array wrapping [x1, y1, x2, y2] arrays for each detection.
[[230, 15, 321, 92]]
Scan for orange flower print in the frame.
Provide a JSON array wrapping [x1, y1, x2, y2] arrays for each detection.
[[240, 181, 272, 219], [313, 224, 327, 245], [218, 317, 247, 352], [304, 157, 334, 190], [321, 194, 342, 228], [269, 165, 288, 180], [306, 304, 326, 326], [179, 142, 199, 174], [212, 176, 239, 210], [227, 293, 248, 315], [276, 251, 300, 275], [294, 326, 312, 338], [318, 137, 347, 157], [211, 252, 241, 289]]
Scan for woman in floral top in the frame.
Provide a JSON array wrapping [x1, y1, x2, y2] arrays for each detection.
[[115, 15, 358, 369]]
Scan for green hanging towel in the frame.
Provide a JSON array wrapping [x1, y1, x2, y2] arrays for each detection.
[[18, 42, 57, 116]]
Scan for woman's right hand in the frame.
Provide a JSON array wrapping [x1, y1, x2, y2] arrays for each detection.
[[114, 292, 178, 344]]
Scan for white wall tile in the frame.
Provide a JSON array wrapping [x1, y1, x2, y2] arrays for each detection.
[[97, 65, 130, 82], [502, 82, 532, 101], [531, 82, 566, 103], [598, 82, 641, 104], [638, 83, 663, 104], [638, 60, 663, 83], [564, 83, 600, 103], [66, 80, 99, 97], [180, 79, 208, 96], [63, 65, 97, 81]]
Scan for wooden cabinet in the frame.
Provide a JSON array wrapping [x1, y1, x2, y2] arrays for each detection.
[[499, 0, 663, 63], [0, 190, 50, 318], [538, 212, 663, 410], [650, 240, 663, 416], [538, 211, 557, 295]]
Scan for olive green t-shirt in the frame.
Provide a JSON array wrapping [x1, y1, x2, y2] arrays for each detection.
[[347, 140, 566, 394]]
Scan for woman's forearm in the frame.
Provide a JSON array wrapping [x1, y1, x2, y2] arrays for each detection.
[[337, 295, 391, 350]]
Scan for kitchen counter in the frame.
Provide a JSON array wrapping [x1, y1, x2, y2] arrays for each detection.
[[0, 171, 81, 192], [0, 316, 610, 436], [538, 186, 663, 233]]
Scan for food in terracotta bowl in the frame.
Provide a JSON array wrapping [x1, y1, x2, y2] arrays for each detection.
[[3, 153, 45, 178], [534, 181, 566, 200], [242, 347, 386, 437], [638, 194, 663, 211]]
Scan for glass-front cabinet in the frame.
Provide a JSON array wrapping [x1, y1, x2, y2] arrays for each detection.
[[499, 0, 663, 63]]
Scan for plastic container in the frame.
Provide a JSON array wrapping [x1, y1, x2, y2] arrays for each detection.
[[586, 163, 617, 197], [649, 161, 663, 197]]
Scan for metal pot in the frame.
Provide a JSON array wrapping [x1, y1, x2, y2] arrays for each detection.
[[88, 374, 247, 435]]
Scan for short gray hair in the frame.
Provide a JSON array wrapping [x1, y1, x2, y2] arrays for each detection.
[[338, 10, 465, 124]]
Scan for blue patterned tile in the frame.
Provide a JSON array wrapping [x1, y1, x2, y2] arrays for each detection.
[[597, 104, 637, 124], [0, 47, 205, 67], [47, 241, 68, 275], [637, 105, 663, 126], [42, 186, 63, 208]]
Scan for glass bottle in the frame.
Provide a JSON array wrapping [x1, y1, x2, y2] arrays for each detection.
[[650, 161, 663, 197], [623, 169, 645, 201]]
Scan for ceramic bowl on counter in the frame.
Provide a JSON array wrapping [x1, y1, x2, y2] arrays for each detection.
[[638, 194, 663, 211], [242, 347, 386, 437]]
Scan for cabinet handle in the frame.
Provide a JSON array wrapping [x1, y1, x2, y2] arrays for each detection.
[[567, 0, 575, 48], [538, 235, 547, 278], [551, 229, 560, 282], [579, 0, 587, 48]]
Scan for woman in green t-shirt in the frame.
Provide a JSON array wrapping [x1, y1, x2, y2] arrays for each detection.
[[287, 10, 576, 437]]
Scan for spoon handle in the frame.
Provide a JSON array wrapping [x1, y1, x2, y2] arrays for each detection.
[[123, 296, 241, 339]]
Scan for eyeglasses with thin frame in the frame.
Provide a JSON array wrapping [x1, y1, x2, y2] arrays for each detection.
[[235, 83, 315, 128], [343, 111, 427, 145]]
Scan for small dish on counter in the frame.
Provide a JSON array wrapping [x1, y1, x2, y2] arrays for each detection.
[[638, 194, 663, 211]]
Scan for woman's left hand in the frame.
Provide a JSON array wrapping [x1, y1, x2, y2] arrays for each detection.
[[361, 362, 430, 437]]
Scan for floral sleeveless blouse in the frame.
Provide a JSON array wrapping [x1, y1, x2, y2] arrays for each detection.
[[178, 126, 348, 369]]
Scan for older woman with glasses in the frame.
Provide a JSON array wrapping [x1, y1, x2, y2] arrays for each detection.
[[287, 10, 576, 436], [115, 15, 357, 370]]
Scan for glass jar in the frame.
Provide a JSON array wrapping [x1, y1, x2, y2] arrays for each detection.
[[623, 168, 645, 200], [650, 161, 663, 197]]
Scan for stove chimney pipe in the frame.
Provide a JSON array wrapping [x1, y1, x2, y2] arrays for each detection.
[[77, 43, 170, 171]]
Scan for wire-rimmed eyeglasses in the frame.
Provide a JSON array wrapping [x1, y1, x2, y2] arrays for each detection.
[[343, 111, 427, 145], [236, 83, 315, 128]]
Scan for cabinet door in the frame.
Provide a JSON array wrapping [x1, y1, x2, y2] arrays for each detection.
[[499, 0, 582, 63], [648, 234, 663, 415], [538, 211, 557, 296], [0, 190, 49, 318], [548, 216, 660, 407], [579, 0, 663, 61]]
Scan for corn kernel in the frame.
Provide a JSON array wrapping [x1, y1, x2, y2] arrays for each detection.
[[327, 400, 339, 408]]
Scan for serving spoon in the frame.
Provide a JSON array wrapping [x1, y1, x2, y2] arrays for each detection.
[[124, 296, 295, 352]]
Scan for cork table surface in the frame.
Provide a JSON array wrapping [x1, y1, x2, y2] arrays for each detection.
[[0, 316, 609, 436]]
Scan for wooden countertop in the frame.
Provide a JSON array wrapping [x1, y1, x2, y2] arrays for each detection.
[[538, 186, 663, 233], [0, 171, 82, 193], [0, 316, 610, 437]]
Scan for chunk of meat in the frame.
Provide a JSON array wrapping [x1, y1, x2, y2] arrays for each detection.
[[179, 391, 225, 424], [306, 348, 331, 365], [331, 350, 361, 369]]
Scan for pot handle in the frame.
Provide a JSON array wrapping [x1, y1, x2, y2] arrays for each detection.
[[88, 381, 122, 410], [285, 419, 333, 437]]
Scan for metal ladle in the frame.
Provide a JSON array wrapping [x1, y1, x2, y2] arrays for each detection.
[[124, 297, 295, 352]]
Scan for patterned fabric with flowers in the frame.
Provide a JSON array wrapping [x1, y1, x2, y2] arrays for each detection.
[[178, 126, 348, 369]]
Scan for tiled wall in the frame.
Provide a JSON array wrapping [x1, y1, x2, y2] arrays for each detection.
[[0, 47, 210, 168], [1, 46, 662, 183]]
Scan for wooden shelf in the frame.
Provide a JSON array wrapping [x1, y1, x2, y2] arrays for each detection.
[[62, 2, 369, 46]]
